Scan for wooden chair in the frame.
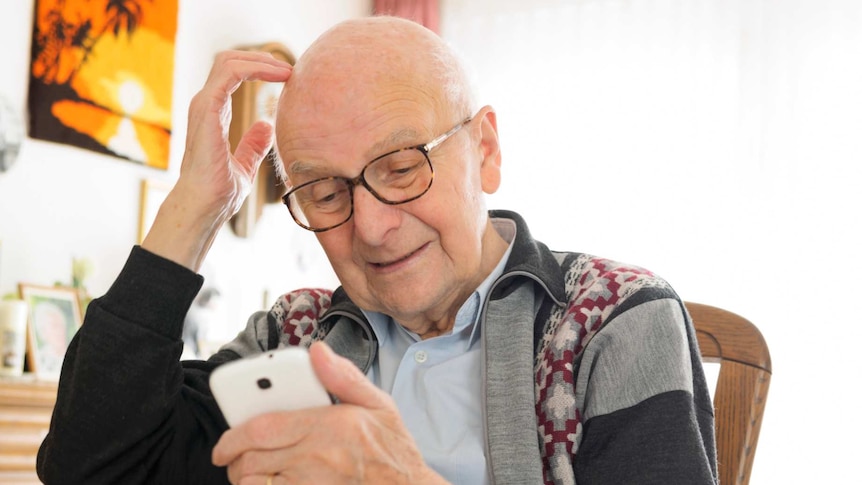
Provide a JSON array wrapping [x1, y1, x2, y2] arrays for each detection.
[[685, 302, 772, 485]]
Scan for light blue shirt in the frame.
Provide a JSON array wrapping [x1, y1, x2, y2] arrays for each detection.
[[363, 219, 515, 485]]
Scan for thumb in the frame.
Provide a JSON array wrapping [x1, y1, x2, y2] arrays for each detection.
[[309, 341, 390, 410], [233, 119, 273, 176]]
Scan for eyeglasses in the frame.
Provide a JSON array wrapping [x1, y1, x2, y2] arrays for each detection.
[[282, 117, 472, 232]]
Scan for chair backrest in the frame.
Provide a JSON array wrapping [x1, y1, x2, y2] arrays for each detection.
[[685, 302, 772, 485]]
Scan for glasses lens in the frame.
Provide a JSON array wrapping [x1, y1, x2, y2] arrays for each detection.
[[365, 148, 433, 203], [287, 178, 352, 230]]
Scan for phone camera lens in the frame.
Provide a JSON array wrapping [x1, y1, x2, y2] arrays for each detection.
[[256, 378, 272, 390]]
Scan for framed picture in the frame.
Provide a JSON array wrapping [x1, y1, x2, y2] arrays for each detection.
[[228, 42, 296, 238], [28, 0, 179, 169], [18, 284, 83, 379], [138, 178, 173, 243]]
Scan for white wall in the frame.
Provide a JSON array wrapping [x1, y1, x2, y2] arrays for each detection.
[[443, 0, 862, 483], [0, 0, 356, 342]]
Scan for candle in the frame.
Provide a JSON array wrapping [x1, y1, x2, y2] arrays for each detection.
[[0, 299, 29, 376]]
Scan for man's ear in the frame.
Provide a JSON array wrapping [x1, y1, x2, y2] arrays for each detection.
[[475, 106, 502, 194]]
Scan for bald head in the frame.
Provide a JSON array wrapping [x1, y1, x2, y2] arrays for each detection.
[[274, 16, 476, 171], [270, 18, 506, 329]]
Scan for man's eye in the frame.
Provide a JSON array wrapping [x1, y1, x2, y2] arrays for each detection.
[[389, 162, 421, 176], [376, 152, 424, 181], [311, 185, 347, 203]]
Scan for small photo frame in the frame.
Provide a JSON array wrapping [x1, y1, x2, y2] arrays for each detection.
[[18, 284, 83, 379], [138, 178, 173, 243]]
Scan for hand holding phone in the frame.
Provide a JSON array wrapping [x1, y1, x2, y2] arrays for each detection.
[[210, 347, 332, 427]]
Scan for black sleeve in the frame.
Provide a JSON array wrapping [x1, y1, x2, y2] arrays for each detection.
[[575, 391, 716, 484], [36, 247, 238, 485]]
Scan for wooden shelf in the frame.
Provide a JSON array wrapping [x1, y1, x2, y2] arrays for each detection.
[[0, 376, 57, 481]]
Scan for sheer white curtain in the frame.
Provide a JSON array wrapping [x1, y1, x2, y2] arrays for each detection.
[[442, 1, 862, 483]]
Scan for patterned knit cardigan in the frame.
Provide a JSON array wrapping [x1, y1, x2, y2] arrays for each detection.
[[267, 249, 715, 485]]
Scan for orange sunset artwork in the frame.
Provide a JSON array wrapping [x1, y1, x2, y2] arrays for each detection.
[[28, 0, 178, 169]]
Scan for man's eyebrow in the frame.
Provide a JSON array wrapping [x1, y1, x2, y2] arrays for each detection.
[[286, 160, 325, 177], [366, 127, 423, 157], [287, 127, 425, 177]]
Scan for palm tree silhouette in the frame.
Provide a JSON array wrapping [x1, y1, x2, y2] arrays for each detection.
[[70, 0, 144, 84], [32, 0, 144, 86], [105, 0, 143, 37]]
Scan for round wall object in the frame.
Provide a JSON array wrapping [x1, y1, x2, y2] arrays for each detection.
[[0, 98, 24, 173]]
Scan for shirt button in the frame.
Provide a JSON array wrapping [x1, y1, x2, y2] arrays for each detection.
[[414, 350, 428, 363]]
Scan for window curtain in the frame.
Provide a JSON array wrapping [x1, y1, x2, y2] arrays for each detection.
[[374, 0, 439, 33]]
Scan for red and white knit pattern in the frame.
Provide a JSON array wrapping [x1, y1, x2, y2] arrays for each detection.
[[272, 288, 332, 346], [535, 254, 669, 485]]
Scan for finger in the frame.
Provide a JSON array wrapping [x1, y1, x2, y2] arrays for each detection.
[[223, 448, 290, 485], [207, 56, 292, 93], [188, 60, 289, 133], [213, 420, 269, 467], [208, 50, 292, 79], [212, 427, 241, 467], [309, 342, 391, 410], [233, 120, 274, 175], [226, 464, 281, 485], [230, 457, 299, 485], [195, 60, 291, 118], [184, 60, 289, 165], [212, 410, 309, 467]]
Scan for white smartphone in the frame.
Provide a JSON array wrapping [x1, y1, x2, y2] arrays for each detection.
[[210, 347, 332, 427]]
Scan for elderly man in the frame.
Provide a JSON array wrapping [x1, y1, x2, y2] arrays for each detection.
[[37, 16, 717, 485]]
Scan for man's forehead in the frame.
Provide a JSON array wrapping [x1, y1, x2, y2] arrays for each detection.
[[284, 124, 426, 178]]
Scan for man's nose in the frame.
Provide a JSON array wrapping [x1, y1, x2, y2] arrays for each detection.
[[351, 186, 401, 245]]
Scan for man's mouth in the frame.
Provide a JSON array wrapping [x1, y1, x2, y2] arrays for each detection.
[[369, 243, 429, 269]]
